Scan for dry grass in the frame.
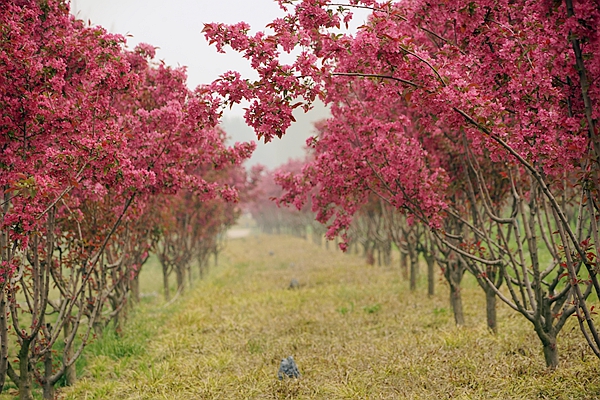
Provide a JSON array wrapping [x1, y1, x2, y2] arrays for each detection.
[[57, 234, 600, 399]]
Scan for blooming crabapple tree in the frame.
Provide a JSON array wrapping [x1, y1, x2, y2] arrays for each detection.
[[157, 192, 201, 301], [71, 191, 162, 339], [204, 0, 600, 368], [382, 202, 427, 291], [0, 1, 253, 398]]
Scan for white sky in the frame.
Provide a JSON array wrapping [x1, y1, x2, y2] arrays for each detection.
[[70, 0, 365, 168], [71, 0, 287, 90]]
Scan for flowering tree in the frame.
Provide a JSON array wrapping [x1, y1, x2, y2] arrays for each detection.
[[204, 0, 600, 368]]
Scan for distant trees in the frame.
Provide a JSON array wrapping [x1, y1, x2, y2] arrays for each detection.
[[157, 162, 248, 301], [246, 160, 316, 239]]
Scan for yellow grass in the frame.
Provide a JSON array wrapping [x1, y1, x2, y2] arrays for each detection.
[[55, 233, 600, 399]]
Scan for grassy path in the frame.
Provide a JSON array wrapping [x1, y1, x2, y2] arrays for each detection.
[[59, 234, 599, 399]]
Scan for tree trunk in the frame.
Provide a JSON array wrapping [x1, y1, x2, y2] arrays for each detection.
[[384, 241, 392, 266], [449, 283, 465, 326], [424, 253, 435, 297], [175, 266, 185, 296], [187, 264, 193, 287], [43, 348, 54, 400], [543, 337, 559, 369], [409, 252, 418, 291], [366, 248, 375, 265], [64, 320, 76, 386], [109, 290, 123, 334], [93, 319, 104, 339], [198, 255, 207, 279], [447, 261, 465, 326], [485, 287, 497, 334], [131, 273, 140, 303], [0, 291, 8, 392], [18, 339, 33, 400], [400, 250, 408, 280], [162, 263, 170, 302]]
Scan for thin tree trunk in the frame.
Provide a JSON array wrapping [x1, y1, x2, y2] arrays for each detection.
[[485, 286, 497, 334], [447, 261, 465, 326], [162, 263, 170, 302], [18, 339, 33, 400], [534, 320, 560, 369], [187, 264, 193, 287], [449, 283, 465, 326], [198, 255, 207, 279], [383, 243, 392, 266], [175, 266, 185, 296], [93, 319, 104, 339], [409, 252, 418, 291], [400, 251, 408, 280], [109, 291, 123, 334], [424, 253, 435, 297], [64, 319, 76, 386], [43, 348, 54, 400], [542, 335, 559, 369], [131, 273, 140, 303], [0, 291, 8, 392]]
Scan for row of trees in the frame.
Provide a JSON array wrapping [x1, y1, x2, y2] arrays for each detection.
[[204, 0, 600, 369], [157, 167, 247, 302], [0, 1, 253, 399]]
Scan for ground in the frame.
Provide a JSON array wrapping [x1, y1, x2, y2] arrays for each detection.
[[53, 233, 600, 399]]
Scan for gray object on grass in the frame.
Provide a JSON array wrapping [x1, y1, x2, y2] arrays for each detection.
[[277, 356, 300, 380], [288, 278, 300, 289]]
